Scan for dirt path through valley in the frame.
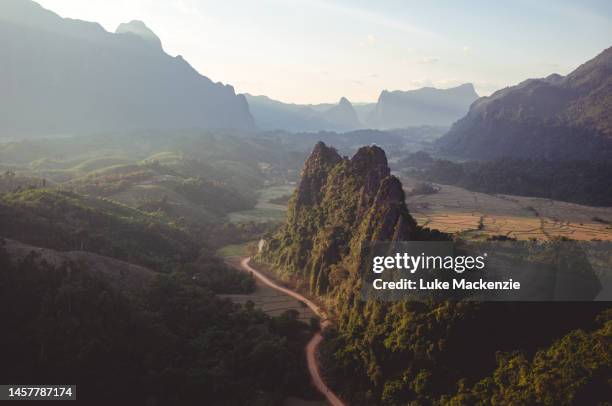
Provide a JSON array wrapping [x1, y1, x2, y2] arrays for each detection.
[[238, 257, 345, 406]]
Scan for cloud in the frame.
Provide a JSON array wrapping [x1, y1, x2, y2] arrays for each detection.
[[406, 78, 468, 90], [409, 78, 434, 88], [360, 34, 377, 47], [416, 56, 439, 64], [462, 46, 471, 54]]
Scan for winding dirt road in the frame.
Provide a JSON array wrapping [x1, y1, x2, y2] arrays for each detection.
[[239, 257, 345, 406]]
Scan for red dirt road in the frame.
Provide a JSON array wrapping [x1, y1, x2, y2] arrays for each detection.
[[239, 257, 345, 406]]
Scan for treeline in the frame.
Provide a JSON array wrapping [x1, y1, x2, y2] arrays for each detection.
[[398, 153, 612, 206], [0, 245, 314, 405]]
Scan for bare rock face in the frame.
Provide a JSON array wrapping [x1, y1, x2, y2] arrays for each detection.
[[294, 142, 342, 207], [261, 142, 416, 294]]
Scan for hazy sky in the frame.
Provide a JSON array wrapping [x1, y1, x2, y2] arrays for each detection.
[[36, 0, 612, 104]]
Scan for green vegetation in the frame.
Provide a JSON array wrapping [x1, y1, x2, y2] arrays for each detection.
[[448, 311, 611, 405], [67, 160, 255, 222], [204, 222, 276, 251], [229, 185, 296, 224], [320, 300, 610, 405], [230, 207, 288, 223], [0, 131, 310, 225], [0, 132, 317, 404], [0, 244, 314, 405], [217, 243, 248, 258], [0, 189, 199, 271], [2, 129, 610, 405], [269, 194, 292, 205], [0, 170, 47, 193], [172, 177, 254, 215]]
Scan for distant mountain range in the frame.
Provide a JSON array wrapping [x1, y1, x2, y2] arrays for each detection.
[[0, 0, 255, 137], [245, 94, 361, 132], [247, 84, 478, 132], [437, 47, 612, 160], [368, 83, 479, 128]]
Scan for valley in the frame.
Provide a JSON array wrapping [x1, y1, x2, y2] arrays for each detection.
[[0, 2, 610, 404]]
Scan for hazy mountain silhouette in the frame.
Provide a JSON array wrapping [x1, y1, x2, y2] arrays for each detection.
[[0, 0, 254, 137], [245, 94, 360, 131], [246, 86, 475, 132], [437, 47, 612, 160], [368, 83, 479, 128], [322, 97, 361, 129]]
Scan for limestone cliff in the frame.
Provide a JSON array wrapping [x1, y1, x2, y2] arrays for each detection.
[[261, 142, 416, 294]]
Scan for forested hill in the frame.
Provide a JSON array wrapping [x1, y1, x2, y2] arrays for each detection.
[[260, 141, 418, 294], [0, 188, 315, 404], [437, 46, 612, 160]]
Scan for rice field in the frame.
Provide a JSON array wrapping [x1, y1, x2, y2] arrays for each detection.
[[221, 258, 316, 321], [403, 177, 612, 241], [216, 243, 248, 258], [229, 184, 295, 223]]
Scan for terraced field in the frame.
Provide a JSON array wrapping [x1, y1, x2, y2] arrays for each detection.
[[402, 176, 612, 241]]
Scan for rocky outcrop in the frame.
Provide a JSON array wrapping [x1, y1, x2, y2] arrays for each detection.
[[293, 141, 343, 207], [437, 47, 612, 160], [261, 142, 416, 294]]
